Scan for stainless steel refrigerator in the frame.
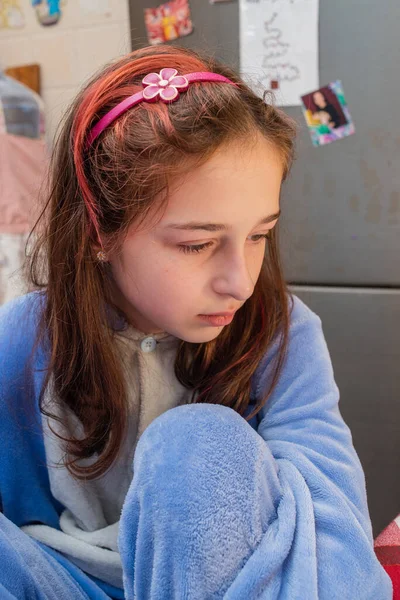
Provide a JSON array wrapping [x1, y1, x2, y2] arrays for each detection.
[[129, 0, 400, 535]]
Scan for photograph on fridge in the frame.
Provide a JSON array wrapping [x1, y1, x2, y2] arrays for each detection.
[[301, 80, 355, 147], [144, 0, 193, 45]]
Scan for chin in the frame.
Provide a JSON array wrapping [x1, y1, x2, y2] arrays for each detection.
[[179, 328, 223, 344]]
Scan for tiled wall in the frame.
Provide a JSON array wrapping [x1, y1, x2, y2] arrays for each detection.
[[0, 0, 131, 146]]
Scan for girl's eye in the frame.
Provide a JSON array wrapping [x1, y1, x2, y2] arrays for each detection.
[[178, 241, 214, 254], [178, 232, 271, 255]]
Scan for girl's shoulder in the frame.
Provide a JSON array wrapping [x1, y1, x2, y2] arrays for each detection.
[[281, 291, 326, 361], [287, 292, 321, 329], [252, 292, 327, 398], [0, 291, 46, 363], [0, 289, 45, 326]]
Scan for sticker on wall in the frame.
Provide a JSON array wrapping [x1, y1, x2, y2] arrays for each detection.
[[32, 0, 66, 26], [239, 0, 319, 107], [0, 0, 25, 29], [301, 81, 355, 147], [144, 0, 193, 46]]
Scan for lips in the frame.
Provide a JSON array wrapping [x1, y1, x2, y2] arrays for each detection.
[[198, 313, 235, 327], [201, 311, 236, 317]]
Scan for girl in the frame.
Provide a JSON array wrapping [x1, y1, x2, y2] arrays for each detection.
[[0, 45, 392, 599]]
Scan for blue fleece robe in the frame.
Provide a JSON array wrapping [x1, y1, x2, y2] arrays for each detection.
[[0, 291, 392, 599]]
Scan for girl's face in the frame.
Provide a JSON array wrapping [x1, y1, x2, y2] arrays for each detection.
[[313, 91, 326, 109], [108, 134, 283, 343]]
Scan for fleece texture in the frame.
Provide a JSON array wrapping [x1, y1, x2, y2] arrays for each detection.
[[0, 291, 392, 599]]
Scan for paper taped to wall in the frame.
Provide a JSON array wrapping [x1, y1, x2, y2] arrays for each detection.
[[239, 0, 319, 107]]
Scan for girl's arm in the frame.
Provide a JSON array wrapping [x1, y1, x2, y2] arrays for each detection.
[[253, 297, 392, 598]]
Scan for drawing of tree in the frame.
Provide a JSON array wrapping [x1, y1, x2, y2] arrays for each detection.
[[261, 12, 300, 90]]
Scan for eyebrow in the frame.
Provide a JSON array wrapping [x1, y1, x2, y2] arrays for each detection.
[[164, 210, 281, 232]]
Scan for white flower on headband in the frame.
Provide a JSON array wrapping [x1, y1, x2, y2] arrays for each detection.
[[142, 68, 189, 103]]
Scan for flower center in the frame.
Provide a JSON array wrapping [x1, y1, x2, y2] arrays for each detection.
[[159, 79, 170, 87]]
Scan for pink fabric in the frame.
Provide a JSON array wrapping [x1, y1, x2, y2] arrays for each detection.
[[0, 133, 48, 233]]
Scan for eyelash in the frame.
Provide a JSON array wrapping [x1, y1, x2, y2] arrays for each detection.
[[178, 233, 272, 255]]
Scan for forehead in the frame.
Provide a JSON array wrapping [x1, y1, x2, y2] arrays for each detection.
[[155, 137, 283, 226]]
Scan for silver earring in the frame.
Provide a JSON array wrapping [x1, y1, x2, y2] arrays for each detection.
[[97, 250, 108, 262]]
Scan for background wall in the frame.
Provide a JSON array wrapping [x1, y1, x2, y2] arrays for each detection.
[[0, 0, 132, 146]]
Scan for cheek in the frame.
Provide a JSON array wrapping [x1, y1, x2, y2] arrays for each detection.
[[121, 255, 194, 305], [248, 245, 266, 274], [159, 266, 199, 299]]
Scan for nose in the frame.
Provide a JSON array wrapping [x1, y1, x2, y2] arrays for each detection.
[[211, 250, 255, 302]]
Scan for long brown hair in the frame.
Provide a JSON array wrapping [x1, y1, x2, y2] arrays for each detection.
[[28, 44, 297, 480]]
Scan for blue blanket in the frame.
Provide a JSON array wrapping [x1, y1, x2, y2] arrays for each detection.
[[0, 292, 393, 598]]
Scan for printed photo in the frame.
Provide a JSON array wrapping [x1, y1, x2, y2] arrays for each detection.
[[301, 80, 355, 147], [144, 0, 193, 46]]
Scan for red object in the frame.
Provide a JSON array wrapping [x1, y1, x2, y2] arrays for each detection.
[[383, 566, 400, 600], [374, 517, 400, 599]]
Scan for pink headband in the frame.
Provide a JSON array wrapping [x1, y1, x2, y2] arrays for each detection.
[[86, 68, 238, 148]]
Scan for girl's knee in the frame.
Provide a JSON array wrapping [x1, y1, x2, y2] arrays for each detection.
[[122, 403, 281, 552], [133, 403, 276, 496], [136, 403, 261, 462]]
